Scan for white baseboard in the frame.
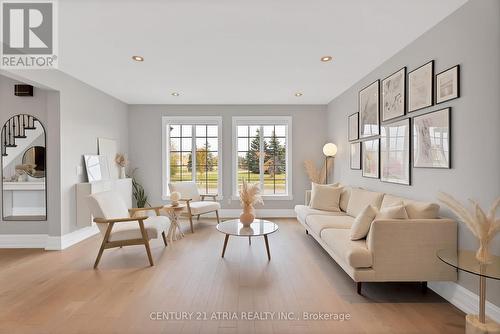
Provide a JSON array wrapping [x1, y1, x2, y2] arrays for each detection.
[[429, 281, 500, 322], [45, 225, 100, 250], [0, 234, 47, 248]]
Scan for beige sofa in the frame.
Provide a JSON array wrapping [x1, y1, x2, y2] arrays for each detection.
[[294, 186, 457, 294]]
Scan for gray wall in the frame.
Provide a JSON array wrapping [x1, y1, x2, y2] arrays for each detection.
[[326, 0, 500, 306], [128, 105, 327, 210], [0, 70, 129, 236]]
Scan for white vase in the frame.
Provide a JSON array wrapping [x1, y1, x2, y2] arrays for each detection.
[[119, 167, 126, 179], [240, 204, 255, 227]]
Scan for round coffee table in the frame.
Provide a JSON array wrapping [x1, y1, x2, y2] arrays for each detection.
[[216, 219, 278, 260]]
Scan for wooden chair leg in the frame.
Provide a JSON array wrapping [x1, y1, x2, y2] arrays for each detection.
[[188, 213, 194, 233], [138, 220, 154, 266], [357, 282, 362, 295], [161, 231, 168, 247], [94, 223, 114, 269], [197, 214, 201, 221], [215, 210, 220, 224]]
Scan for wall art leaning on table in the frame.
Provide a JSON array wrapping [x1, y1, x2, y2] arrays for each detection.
[[413, 108, 451, 169], [380, 118, 411, 185]]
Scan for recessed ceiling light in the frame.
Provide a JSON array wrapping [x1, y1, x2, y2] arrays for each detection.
[[320, 56, 332, 62], [295, 92, 303, 97], [132, 56, 144, 62], [172, 92, 180, 96]]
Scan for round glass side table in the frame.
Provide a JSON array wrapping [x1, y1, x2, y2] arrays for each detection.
[[437, 249, 500, 334]]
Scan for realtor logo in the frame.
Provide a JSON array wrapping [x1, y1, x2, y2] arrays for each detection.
[[1, 0, 58, 68]]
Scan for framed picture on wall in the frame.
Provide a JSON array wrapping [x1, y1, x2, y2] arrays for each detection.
[[359, 80, 380, 138], [350, 142, 361, 170], [380, 118, 411, 185], [408, 60, 434, 112], [382, 67, 406, 121], [436, 65, 460, 104], [413, 108, 451, 168], [348, 112, 359, 141], [362, 138, 379, 178]]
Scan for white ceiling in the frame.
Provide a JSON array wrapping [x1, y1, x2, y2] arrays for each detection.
[[58, 0, 467, 104]]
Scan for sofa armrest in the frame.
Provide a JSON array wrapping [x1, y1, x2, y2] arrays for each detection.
[[366, 218, 457, 281], [305, 190, 311, 206]]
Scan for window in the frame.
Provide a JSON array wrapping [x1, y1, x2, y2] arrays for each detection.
[[232, 117, 292, 199], [162, 117, 222, 199]]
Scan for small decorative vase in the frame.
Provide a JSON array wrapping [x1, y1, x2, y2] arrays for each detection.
[[240, 204, 255, 227], [119, 166, 126, 179], [476, 240, 493, 265]]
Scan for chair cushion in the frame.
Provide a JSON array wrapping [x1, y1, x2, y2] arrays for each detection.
[[309, 183, 343, 212], [169, 182, 201, 202], [294, 205, 346, 223], [108, 216, 170, 242], [306, 215, 354, 235], [346, 188, 384, 217], [381, 194, 439, 219], [188, 201, 221, 215], [321, 228, 373, 269], [87, 191, 130, 219]]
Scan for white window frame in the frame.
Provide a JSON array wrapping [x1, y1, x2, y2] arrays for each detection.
[[162, 116, 223, 200], [231, 116, 293, 200]]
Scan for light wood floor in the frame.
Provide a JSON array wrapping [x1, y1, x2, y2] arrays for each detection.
[[0, 218, 465, 334]]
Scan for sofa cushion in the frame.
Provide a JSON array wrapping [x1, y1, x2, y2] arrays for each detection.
[[346, 188, 384, 217], [375, 202, 408, 220], [294, 205, 346, 223], [321, 228, 372, 268], [405, 202, 440, 219], [309, 183, 343, 212], [306, 215, 354, 235], [381, 194, 439, 219], [339, 186, 352, 212], [350, 205, 378, 240]]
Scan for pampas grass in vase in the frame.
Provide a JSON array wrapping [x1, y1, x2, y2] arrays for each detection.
[[239, 179, 264, 226], [438, 192, 500, 264]]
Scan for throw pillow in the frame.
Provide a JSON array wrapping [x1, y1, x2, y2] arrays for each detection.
[[405, 202, 440, 219], [309, 183, 343, 212], [375, 202, 409, 220], [350, 205, 378, 240]]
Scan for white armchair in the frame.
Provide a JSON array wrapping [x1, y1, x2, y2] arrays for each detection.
[[168, 182, 221, 233], [86, 191, 170, 268]]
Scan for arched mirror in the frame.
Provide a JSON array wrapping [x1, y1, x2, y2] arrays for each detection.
[[1, 114, 47, 221]]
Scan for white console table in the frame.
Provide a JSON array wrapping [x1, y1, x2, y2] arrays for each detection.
[[76, 178, 132, 227]]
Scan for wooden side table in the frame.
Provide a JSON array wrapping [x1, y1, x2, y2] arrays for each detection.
[[162, 204, 186, 243]]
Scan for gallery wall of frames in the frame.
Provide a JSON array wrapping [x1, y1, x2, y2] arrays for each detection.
[[348, 61, 459, 185]]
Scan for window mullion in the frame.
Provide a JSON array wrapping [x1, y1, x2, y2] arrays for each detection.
[[192, 125, 196, 183], [259, 125, 264, 190]]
